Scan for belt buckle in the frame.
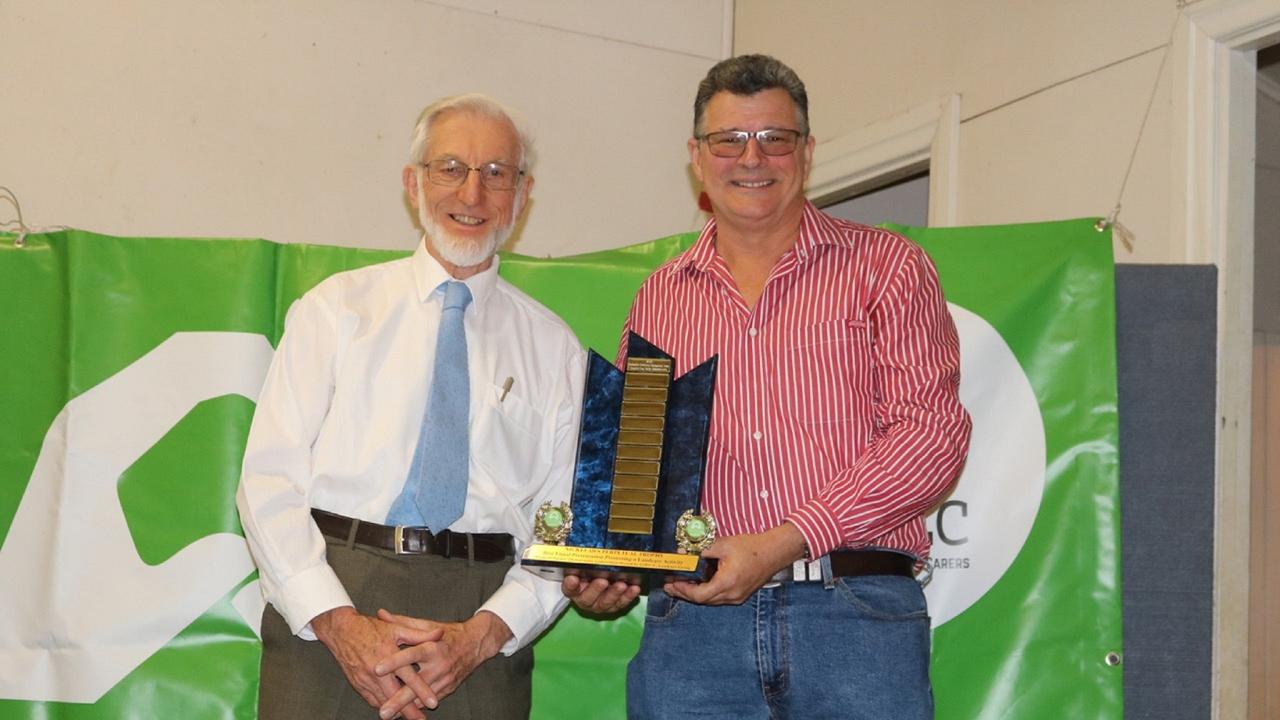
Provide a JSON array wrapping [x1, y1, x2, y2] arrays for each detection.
[[393, 525, 409, 555], [763, 560, 822, 589]]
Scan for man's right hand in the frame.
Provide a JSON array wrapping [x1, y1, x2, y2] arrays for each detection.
[[310, 606, 444, 720], [561, 574, 641, 615]]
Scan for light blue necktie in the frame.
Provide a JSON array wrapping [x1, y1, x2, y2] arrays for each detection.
[[387, 280, 472, 531]]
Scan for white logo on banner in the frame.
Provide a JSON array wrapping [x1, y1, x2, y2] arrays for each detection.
[[0, 332, 271, 703], [923, 304, 1046, 627]]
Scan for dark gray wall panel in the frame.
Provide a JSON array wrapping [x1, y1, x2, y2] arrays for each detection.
[[1116, 264, 1217, 719]]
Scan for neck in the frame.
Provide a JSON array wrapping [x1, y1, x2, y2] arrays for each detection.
[[712, 202, 805, 272]]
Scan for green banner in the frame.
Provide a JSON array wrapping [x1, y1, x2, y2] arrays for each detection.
[[0, 220, 1119, 719]]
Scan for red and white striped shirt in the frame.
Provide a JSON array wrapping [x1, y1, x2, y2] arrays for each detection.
[[619, 202, 972, 561]]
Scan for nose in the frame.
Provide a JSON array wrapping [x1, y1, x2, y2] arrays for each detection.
[[457, 168, 485, 205], [738, 137, 766, 167]]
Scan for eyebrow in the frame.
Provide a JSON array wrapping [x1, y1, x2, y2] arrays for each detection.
[[707, 127, 790, 134], [433, 154, 517, 165]]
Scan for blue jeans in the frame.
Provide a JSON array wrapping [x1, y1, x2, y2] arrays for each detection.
[[626, 576, 933, 719]]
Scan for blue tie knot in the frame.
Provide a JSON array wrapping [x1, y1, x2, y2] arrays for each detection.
[[441, 280, 472, 312]]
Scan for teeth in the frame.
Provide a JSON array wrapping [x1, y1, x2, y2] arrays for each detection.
[[734, 180, 772, 188], [450, 214, 484, 225]]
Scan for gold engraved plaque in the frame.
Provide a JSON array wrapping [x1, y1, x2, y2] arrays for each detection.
[[610, 355, 671, 535]]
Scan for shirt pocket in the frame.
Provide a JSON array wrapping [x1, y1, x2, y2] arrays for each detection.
[[775, 318, 873, 424], [472, 382, 549, 505]]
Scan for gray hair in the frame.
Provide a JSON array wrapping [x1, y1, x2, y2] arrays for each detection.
[[408, 93, 536, 173], [692, 54, 809, 137]]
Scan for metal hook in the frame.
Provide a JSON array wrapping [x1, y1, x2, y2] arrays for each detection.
[[1095, 205, 1134, 253]]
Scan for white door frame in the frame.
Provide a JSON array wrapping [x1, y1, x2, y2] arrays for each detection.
[[807, 94, 961, 226], [1174, 1, 1280, 717]]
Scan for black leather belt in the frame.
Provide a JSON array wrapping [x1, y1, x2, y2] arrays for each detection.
[[765, 550, 916, 585], [312, 509, 514, 563]]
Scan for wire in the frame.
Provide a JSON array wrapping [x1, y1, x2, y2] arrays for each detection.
[[1096, 1, 1189, 251], [0, 186, 29, 248], [0, 186, 68, 247]]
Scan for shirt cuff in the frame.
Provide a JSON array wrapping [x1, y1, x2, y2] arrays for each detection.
[[476, 577, 565, 656], [272, 562, 354, 638], [785, 499, 843, 560]]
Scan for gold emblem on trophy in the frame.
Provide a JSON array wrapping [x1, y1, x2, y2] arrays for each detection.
[[533, 501, 573, 545], [674, 510, 716, 554]]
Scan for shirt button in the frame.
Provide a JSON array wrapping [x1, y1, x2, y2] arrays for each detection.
[[760, 490, 769, 499], [748, 327, 758, 337], [752, 430, 762, 440]]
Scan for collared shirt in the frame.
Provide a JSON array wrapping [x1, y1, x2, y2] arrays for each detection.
[[619, 201, 971, 561], [237, 240, 583, 654]]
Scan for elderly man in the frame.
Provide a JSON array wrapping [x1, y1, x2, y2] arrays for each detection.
[[565, 55, 972, 718], [237, 94, 582, 720]]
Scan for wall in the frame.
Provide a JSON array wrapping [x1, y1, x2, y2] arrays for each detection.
[[0, 0, 729, 255], [735, 0, 1189, 264]]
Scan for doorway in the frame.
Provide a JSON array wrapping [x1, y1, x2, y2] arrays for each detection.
[[1248, 40, 1280, 720], [820, 171, 931, 227]]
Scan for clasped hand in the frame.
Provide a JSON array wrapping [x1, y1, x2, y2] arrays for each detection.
[[372, 609, 511, 720], [312, 606, 509, 720]]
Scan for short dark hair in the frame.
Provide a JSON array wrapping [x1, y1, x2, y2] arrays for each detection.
[[693, 54, 809, 136]]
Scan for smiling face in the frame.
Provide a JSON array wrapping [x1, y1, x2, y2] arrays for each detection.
[[403, 108, 532, 273], [689, 88, 814, 235]]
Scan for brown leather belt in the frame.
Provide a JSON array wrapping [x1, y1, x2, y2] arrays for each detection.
[[830, 550, 916, 577], [312, 509, 514, 563], [765, 550, 916, 585]]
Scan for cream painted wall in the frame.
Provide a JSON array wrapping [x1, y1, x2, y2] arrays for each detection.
[[735, 0, 1192, 264], [0, 0, 728, 255]]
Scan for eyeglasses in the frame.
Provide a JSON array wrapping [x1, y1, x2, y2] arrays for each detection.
[[696, 128, 806, 158], [419, 158, 525, 191]]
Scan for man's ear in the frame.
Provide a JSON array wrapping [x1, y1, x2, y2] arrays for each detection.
[[402, 165, 420, 203], [801, 133, 816, 183], [688, 137, 704, 184], [516, 174, 535, 216]]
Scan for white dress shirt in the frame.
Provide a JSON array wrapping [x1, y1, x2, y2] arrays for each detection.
[[236, 240, 583, 654]]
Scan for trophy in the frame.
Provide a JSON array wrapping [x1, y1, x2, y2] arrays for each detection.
[[521, 333, 718, 581]]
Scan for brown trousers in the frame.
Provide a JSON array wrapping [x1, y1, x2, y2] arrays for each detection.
[[257, 534, 533, 720]]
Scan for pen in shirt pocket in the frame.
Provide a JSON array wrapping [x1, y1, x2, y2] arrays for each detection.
[[500, 376, 514, 402]]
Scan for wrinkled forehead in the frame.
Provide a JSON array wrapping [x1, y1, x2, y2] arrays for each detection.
[[423, 109, 522, 163], [700, 88, 802, 133]]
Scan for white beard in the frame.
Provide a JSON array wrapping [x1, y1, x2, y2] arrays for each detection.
[[417, 192, 514, 269]]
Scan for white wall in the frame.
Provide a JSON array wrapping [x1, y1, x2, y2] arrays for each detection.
[[0, 0, 728, 255], [735, 0, 1190, 264]]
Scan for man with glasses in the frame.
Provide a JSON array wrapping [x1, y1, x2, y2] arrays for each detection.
[[238, 94, 582, 720], [565, 55, 972, 718]]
